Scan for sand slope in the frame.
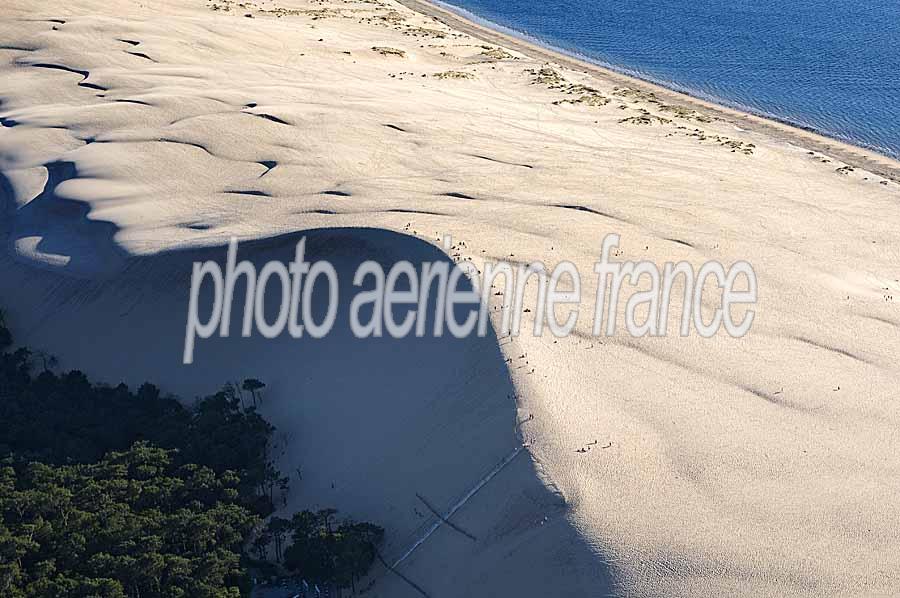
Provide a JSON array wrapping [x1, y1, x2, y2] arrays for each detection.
[[1, 0, 899, 596]]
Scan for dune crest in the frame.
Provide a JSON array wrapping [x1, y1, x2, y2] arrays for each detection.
[[1, 0, 899, 596]]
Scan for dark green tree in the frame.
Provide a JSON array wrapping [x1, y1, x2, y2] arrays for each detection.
[[0, 309, 383, 596], [282, 510, 383, 593], [241, 379, 265, 408], [0, 443, 257, 597]]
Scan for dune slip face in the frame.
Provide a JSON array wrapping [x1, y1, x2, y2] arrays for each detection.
[[1, 1, 900, 597]]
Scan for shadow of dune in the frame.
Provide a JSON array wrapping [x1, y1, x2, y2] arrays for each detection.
[[27, 63, 108, 91], [4, 161, 127, 277], [0, 222, 613, 596]]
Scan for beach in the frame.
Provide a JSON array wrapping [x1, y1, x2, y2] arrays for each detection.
[[2, 0, 900, 596]]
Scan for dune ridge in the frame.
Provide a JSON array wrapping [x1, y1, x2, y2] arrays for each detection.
[[1, 0, 899, 596]]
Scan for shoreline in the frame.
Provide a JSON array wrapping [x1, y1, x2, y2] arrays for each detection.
[[396, 0, 900, 183]]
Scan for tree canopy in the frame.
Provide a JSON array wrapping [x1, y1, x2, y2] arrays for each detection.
[[0, 310, 383, 597], [0, 443, 255, 597]]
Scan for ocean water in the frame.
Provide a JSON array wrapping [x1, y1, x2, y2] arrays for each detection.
[[435, 0, 900, 159]]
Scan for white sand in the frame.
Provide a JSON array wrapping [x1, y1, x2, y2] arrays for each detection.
[[1, 0, 899, 596]]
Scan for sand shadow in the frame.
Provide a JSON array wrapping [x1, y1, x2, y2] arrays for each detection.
[[0, 223, 613, 596], [3, 161, 127, 277]]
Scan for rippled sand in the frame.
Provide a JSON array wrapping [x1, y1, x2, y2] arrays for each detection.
[[1, 1, 899, 596]]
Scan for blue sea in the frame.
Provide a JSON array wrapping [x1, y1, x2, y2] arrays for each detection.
[[435, 0, 900, 159]]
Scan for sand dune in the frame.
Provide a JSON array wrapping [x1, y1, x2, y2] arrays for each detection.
[[2, 0, 899, 596], [0, 229, 612, 596]]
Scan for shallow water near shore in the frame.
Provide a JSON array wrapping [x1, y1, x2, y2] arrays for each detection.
[[435, 0, 900, 159]]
